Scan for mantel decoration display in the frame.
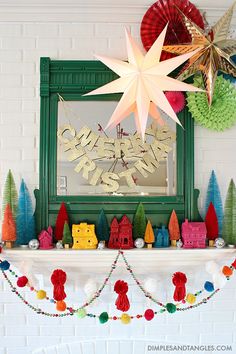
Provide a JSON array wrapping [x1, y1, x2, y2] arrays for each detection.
[[1, 249, 236, 324]]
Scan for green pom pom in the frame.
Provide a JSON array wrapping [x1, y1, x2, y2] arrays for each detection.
[[99, 312, 109, 324], [76, 308, 87, 319], [166, 303, 177, 313], [187, 75, 236, 131]]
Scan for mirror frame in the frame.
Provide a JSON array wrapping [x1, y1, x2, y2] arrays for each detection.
[[35, 57, 201, 232]]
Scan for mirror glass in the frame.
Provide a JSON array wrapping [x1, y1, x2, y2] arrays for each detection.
[[57, 99, 176, 196]]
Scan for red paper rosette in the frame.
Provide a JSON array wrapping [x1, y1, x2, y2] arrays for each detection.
[[141, 0, 205, 61]]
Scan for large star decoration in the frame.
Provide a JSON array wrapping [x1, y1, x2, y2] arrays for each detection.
[[84, 25, 202, 139], [163, 2, 236, 105]]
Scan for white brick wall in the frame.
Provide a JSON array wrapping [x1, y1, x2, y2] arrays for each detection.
[[0, 1, 236, 353]]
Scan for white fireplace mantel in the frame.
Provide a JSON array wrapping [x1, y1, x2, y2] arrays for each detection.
[[3, 247, 236, 275]]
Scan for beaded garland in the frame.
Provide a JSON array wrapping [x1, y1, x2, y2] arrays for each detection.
[[0, 250, 235, 324]]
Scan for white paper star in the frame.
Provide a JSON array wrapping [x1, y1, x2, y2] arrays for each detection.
[[84, 25, 203, 139]]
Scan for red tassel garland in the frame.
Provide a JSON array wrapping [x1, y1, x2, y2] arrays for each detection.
[[172, 272, 187, 302], [51, 269, 67, 301], [114, 280, 130, 312]]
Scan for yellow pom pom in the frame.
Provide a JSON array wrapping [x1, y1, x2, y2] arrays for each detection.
[[186, 293, 196, 304], [121, 313, 131, 324], [36, 290, 47, 300]]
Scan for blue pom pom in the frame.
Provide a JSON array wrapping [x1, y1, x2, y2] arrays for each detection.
[[0, 260, 10, 271], [204, 281, 214, 292]]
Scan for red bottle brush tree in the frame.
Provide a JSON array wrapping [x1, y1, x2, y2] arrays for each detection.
[[55, 202, 69, 241], [205, 202, 218, 246], [2, 204, 16, 248], [168, 210, 180, 247]]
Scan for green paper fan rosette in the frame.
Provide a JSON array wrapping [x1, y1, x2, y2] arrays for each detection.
[[186, 75, 236, 131]]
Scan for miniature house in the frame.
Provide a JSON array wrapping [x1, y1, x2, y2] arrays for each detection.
[[38, 226, 53, 250], [108, 215, 134, 249], [154, 226, 170, 248], [72, 223, 98, 249], [182, 219, 207, 248]]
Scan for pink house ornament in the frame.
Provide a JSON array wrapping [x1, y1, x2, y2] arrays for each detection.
[[181, 219, 207, 248], [38, 226, 54, 250]]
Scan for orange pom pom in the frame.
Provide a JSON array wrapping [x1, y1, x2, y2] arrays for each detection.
[[56, 300, 67, 312], [222, 266, 233, 277]]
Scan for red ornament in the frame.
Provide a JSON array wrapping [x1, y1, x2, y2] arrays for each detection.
[[140, 0, 205, 61], [17, 276, 28, 287], [165, 92, 185, 113], [205, 202, 218, 240], [144, 309, 155, 321], [51, 269, 67, 301], [55, 202, 69, 241], [172, 272, 187, 301], [114, 280, 130, 312]]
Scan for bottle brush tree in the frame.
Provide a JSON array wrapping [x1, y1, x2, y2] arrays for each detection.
[[205, 202, 218, 246], [16, 179, 35, 245], [62, 222, 73, 248], [55, 202, 69, 241], [2, 169, 18, 221], [133, 202, 146, 240], [97, 209, 110, 243], [2, 204, 16, 248], [168, 210, 180, 246], [144, 220, 155, 248], [222, 179, 236, 246]]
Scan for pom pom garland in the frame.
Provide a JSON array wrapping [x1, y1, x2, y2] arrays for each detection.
[[99, 312, 109, 324], [172, 272, 187, 301], [204, 281, 214, 292], [144, 278, 158, 294], [84, 279, 98, 298], [186, 293, 196, 304], [76, 308, 87, 319], [17, 276, 28, 288], [121, 313, 131, 324], [166, 303, 176, 313], [37, 290, 47, 300], [222, 266, 233, 277], [0, 260, 10, 271], [165, 92, 186, 113], [213, 273, 227, 289], [144, 309, 155, 321], [56, 300, 67, 312], [205, 261, 219, 275], [114, 280, 130, 312]]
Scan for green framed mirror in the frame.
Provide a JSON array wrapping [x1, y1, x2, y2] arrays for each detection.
[[35, 57, 201, 232]]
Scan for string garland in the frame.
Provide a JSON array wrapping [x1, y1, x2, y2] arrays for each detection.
[[0, 250, 235, 324]]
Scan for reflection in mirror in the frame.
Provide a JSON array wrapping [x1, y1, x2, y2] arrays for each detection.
[[57, 98, 176, 196]]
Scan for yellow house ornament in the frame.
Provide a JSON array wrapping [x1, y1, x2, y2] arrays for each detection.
[[72, 223, 98, 249]]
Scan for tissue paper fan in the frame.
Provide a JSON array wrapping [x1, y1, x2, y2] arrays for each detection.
[[187, 75, 236, 131], [141, 0, 205, 61]]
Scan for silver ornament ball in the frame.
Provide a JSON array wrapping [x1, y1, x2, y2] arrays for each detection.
[[214, 238, 225, 249], [56, 241, 64, 249], [176, 239, 183, 249], [134, 238, 145, 249], [28, 239, 39, 250], [97, 241, 106, 250]]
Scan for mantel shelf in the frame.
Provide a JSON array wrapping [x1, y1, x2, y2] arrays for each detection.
[[3, 248, 236, 274]]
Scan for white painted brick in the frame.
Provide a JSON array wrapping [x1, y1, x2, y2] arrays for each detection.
[[0, 349, 5, 354], [95, 23, 125, 37], [201, 333, 233, 344], [22, 74, 39, 87], [23, 50, 58, 61], [200, 311, 234, 322], [2, 62, 35, 74], [0, 24, 21, 36], [40, 326, 74, 336], [0, 100, 21, 112], [37, 37, 71, 50], [24, 24, 58, 37], [72, 38, 108, 52], [0, 315, 26, 326], [1, 136, 34, 148], [7, 348, 31, 354], [6, 326, 39, 336], [22, 148, 38, 160], [2, 37, 36, 50], [0, 337, 26, 347], [1, 112, 35, 124], [59, 23, 94, 37], [27, 336, 61, 348], [22, 99, 39, 112], [0, 87, 35, 99], [0, 123, 21, 136], [0, 51, 22, 62], [0, 149, 21, 161], [0, 74, 21, 87]]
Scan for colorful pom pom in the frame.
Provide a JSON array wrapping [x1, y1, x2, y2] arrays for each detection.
[[76, 308, 87, 319], [36, 290, 47, 300], [204, 281, 214, 292], [56, 300, 67, 312], [99, 312, 109, 324], [121, 313, 131, 324], [165, 91, 185, 113], [17, 276, 28, 287], [0, 260, 10, 271], [205, 261, 219, 275], [186, 293, 196, 304], [166, 303, 176, 313], [144, 309, 154, 321], [222, 266, 233, 277]]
